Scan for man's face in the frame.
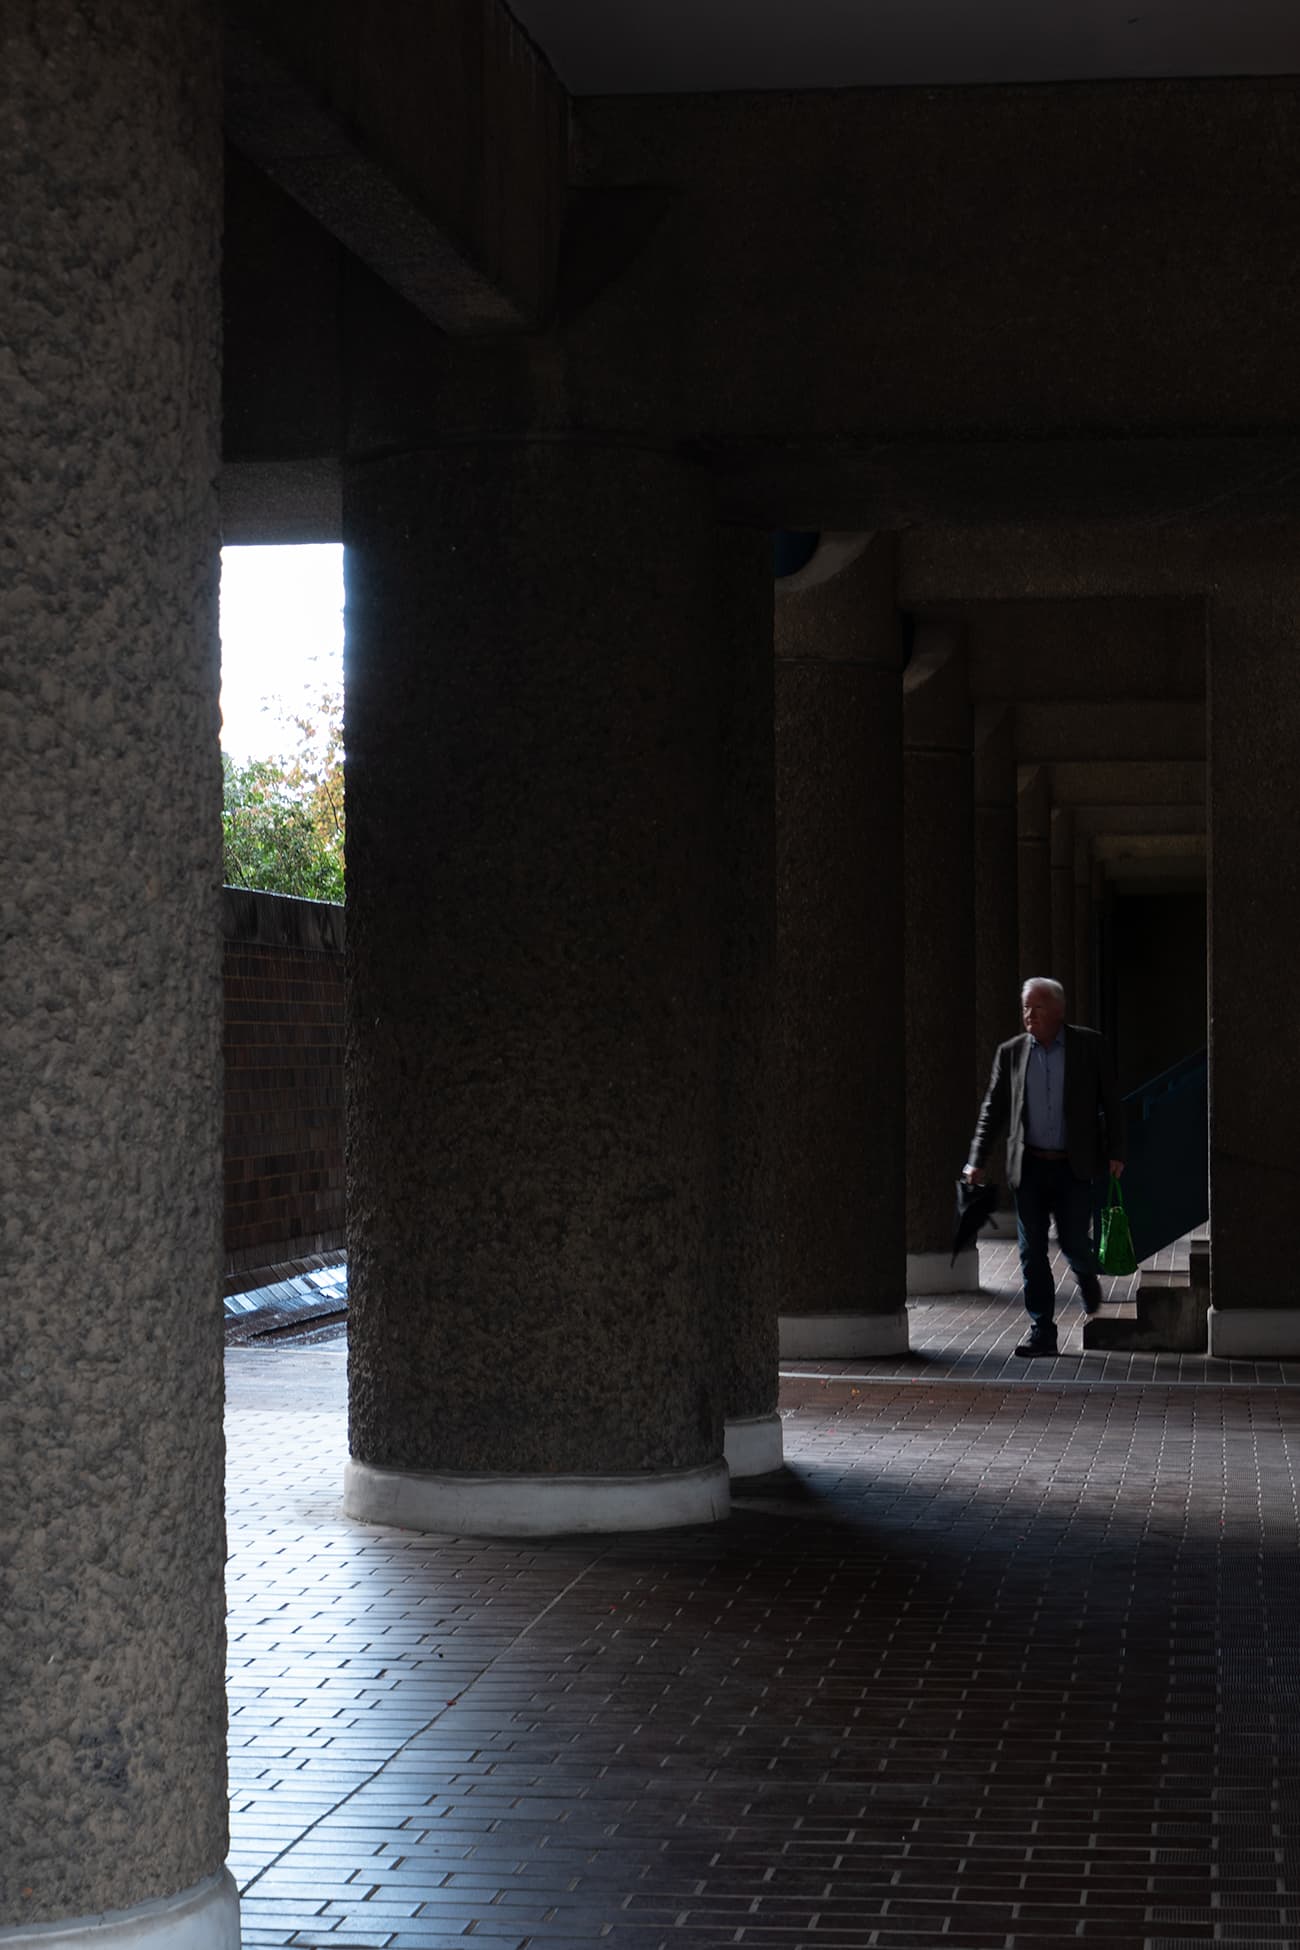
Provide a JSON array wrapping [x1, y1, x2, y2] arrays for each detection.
[[1022, 987, 1065, 1044]]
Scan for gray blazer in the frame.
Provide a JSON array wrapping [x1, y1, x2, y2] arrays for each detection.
[[968, 1025, 1125, 1188]]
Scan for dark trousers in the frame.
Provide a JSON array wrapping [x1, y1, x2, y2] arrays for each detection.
[[1014, 1154, 1100, 1333]]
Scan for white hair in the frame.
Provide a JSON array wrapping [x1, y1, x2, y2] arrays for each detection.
[[1021, 977, 1066, 1008]]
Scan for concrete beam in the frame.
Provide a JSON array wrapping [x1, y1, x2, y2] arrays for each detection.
[[1076, 829, 1206, 899], [223, 149, 344, 467], [898, 520, 1300, 605], [1048, 760, 1204, 808], [220, 459, 341, 544], [1103, 860, 1207, 890], [713, 437, 1300, 533], [1074, 804, 1207, 838], [1093, 833, 1207, 867], [572, 79, 1300, 455], [1014, 701, 1204, 764], [958, 599, 1205, 702], [224, 0, 567, 334]]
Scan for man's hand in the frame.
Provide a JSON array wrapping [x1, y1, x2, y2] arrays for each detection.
[[963, 1165, 984, 1185], [1109, 1159, 1125, 1178]]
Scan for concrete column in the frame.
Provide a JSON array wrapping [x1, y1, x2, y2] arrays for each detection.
[[774, 540, 908, 1358], [1017, 764, 1054, 983], [1094, 862, 1117, 1040], [1, 7, 235, 1950], [716, 528, 782, 1478], [973, 707, 1020, 1192], [903, 626, 977, 1293], [1074, 839, 1095, 1025], [1051, 807, 1077, 1008], [1206, 579, 1300, 1355], [342, 445, 732, 1533]]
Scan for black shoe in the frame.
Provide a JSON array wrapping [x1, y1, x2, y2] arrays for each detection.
[[1080, 1281, 1103, 1316], [1014, 1330, 1059, 1358]]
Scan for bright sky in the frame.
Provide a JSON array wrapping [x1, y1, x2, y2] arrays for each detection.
[[218, 543, 344, 762]]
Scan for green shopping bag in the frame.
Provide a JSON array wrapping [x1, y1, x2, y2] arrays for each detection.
[[1099, 1174, 1138, 1276]]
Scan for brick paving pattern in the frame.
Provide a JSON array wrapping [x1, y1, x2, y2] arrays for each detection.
[[226, 1296, 1300, 1948], [788, 1236, 1291, 1390]]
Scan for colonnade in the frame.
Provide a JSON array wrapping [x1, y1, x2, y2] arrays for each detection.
[[6, 6, 1300, 1947]]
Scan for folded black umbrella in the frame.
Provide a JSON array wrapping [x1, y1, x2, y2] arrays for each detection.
[[952, 1179, 999, 1264]]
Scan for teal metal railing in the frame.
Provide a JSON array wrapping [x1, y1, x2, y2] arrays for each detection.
[[1113, 1048, 1208, 1264]]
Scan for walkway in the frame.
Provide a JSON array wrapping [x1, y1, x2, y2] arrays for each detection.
[[805, 1240, 1292, 1389], [225, 1261, 1300, 1950]]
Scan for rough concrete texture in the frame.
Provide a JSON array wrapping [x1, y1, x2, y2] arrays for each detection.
[[222, 152, 346, 470], [220, 457, 342, 547], [715, 527, 779, 1426], [1076, 804, 1208, 838], [569, 83, 1300, 445], [1016, 700, 1204, 763], [225, 0, 567, 331], [964, 599, 1206, 703], [1051, 809, 1077, 1002], [713, 434, 1300, 534], [1073, 858, 1095, 1027], [343, 445, 726, 1476], [904, 633, 975, 1256], [1017, 766, 1053, 985], [974, 710, 1020, 1096], [0, 0, 227, 1926], [1049, 760, 1204, 809], [221, 68, 1300, 530], [1206, 580, 1300, 1310], [898, 522, 1300, 607], [775, 542, 905, 1316]]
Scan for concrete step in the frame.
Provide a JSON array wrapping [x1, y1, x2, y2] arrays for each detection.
[[1083, 1236, 1209, 1351]]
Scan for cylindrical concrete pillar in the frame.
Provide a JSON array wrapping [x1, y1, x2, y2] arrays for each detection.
[[1017, 764, 1054, 984], [1205, 579, 1300, 1356], [1, 6, 235, 1949], [716, 529, 782, 1477], [973, 709, 1020, 1193], [903, 626, 976, 1293], [341, 445, 731, 1532], [1073, 839, 1095, 1025], [774, 540, 907, 1358], [1050, 807, 1076, 1008]]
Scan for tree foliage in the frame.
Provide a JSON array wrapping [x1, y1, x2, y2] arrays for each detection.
[[222, 687, 345, 903]]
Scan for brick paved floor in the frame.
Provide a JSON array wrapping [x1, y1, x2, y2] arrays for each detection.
[[791, 1240, 1295, 1390], [225, 1331, 1300, 1950]]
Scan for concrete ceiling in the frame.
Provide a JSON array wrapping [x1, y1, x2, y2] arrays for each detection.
[[507, 0, 1300, 94]]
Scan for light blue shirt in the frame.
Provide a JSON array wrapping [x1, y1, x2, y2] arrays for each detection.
[[1025, 1030, 1067, 1149]]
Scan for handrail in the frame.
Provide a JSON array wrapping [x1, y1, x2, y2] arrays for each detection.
[[1125, 1046, 1207, 1116], [1116, 1047, 1207, 1263]]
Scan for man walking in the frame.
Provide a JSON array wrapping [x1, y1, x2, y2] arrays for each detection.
[[965, 978, 1125, 1357]]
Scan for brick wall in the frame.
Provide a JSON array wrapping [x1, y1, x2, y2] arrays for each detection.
[[223, 887, 345, 1286]]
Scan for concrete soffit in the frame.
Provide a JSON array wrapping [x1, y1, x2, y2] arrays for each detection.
[[223, 1, 568, 334], [220, 458, 342, 545]]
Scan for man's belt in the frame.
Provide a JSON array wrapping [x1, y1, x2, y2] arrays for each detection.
[[1025, 1146, 1068, 1160]]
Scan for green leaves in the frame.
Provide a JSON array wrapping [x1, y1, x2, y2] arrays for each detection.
[[221, 688, 345, 903]]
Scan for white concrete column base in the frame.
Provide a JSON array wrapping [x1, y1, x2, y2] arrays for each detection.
[[0, 1872, 239, 1950], [778, 1307, 909, 1359], [907, 1248, 979, 1295], [344, 1458, 730, 1535], [1208, 1307, 1300, 1357], [724, 1412, 784, 1478]]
